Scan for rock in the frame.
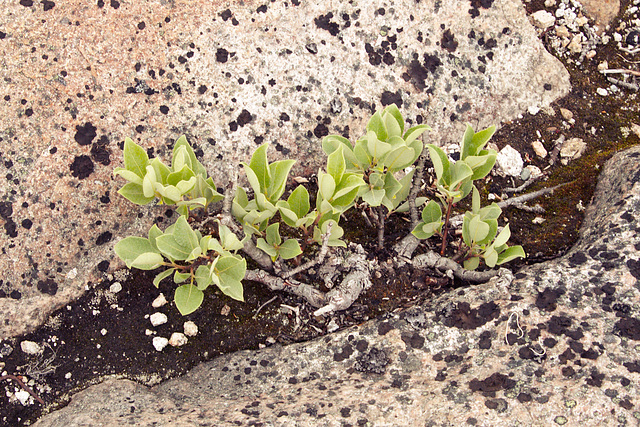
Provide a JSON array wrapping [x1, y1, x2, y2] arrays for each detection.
[[567, 34, 584, 53], [31, 146, 640, 426], [14, 390, 32, 406], [559, 108, 574, 121], [183, 321, 198, 337], [152, 337, 169, 352], [579, 0, 620, 32], [0, 0, 571, 340], [560, 138, 587, 164], [531, 140, 548, 158], [531, 10, 556, 29], [168, 333, 188, 347], [524, 165, 543, 180], [20, 341, 42, 355], [108, 283, 122, 294], [596, 88, 609, 96], [149, 313, 168, 327], [495, 145, 524, 177], [555, 25, 571, 38], [151, 294, 167, 308]]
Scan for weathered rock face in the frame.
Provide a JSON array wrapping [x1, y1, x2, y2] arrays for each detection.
[[33, 145, 640, 426], [0, 0, 570, 339]]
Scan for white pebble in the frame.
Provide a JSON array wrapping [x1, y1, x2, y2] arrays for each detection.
[[20, 341, 42, 355], [169, 332, 188, 347], [152, 293, 167, 308], [528, 105, 540, 115], [150, 312, 168, 327], [66, 268, 78, 280], [152, 337, 169, 352], [596, 88, 608, 96], [14, 390, 31, 405], [100, 328, 107, 336], [183, 321, 198, 337], [109, 282, 122, 293], [495, 145, 524, 177], [531, 140, 548, 158], [65, 372, 72, 379]]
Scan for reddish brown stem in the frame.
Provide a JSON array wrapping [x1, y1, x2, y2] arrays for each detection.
[[0, 374, 45, 405]]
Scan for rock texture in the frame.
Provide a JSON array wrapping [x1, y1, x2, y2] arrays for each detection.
[[34, 145, 640, 426], [0, 0, 570, 339]]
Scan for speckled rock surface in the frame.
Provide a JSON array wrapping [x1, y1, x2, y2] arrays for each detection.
[[0, 0, 570, 340], [34, 145, 640, 426]]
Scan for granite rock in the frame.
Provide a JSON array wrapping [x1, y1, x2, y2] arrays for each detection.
[[0, 0, 570, 339], [33, 144, 640, 426]]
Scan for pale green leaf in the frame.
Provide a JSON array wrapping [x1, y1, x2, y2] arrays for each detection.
[[327, 144, 346, 184], [319, 171, 336, 200], [173, 216, 199, 252], [366, 111, 388, 141], [122, 138, 149, 178], [265, 223, 281, 246], [366, 131, 392, 160], [249, 143, 270, 193], [464, 256, 480, 271], [494, 224, 511, 247], [195, 265, 212, 290], [153, 268, 174, 288], [156, 234, 191, 260], [288, 185, 310, 219], [427, 144, 449, 183], [483, 246, 499, 268], [115, 237, 158, 264], [256, 238, 278, 259], [279, 239, 302, 260], [130, 252, 164, 270], [497, 245, 525, 265], [403, 124, 431, 145], [174, 284, 204, 315], [354, 139, 372, 169], [384, 145, 415, 172], [362, 188, 385, 206], [267, 159, 295, 202], [114, 168, 143, 185], [117, 183, 155, 205], [472, 185, 480, 215]]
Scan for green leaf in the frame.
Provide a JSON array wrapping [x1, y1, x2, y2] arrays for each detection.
[[288, 185, 310, 219], [156, 184, 182, 203], [117, 183, 155, 205], [174, 284, 204, 315], [214, 256, 246, 297], [267, 159, 296, 202], [150, 158, 171, 185], [318, 171, 336, 200], [171, 145, 191, 172], [323, 135, 359, 170], [468, 215, 490, 244], [167, 165, 196, 186], [468, 125, 496, 158], [249, 143, 270, 193], [122, 138, 149, 178], [384, 145, 415, 172], [483, 246, 499, 268], [218, 222, 244, 251], [421, 200, 443, 224], [115, 236, 158, 264], [494, 224, 511, 247], [366, 111, 388, 141], [279, 239, 302, 260], [130, 252, 164, 270], [464, 256, 480, 271], [354, 139, 372, 169], [497, 245, 525, 265], [195, 265, 212, 290], [465, 152, 497, 181], [472, 185, 481, 215], [365, 131, 392, 161], [314, 219, 346, 247], [446, 161, 473, 190], [173, 135, 206, 176], [265, 223, 281, 246], [362, 188, 385, 206], [327, 144, 346, 184], [114, 167, 143, 185], [403, 124, 431, 145], [242, 164, 262, 196], [142, 165, 157, 198], [427, 144, 450, 183], [382, 104, 404, 137], [156, 234, 191, 260], [256, 238, 278, 259], [173, 216, 199, 252], [153, 268, 174, 288]]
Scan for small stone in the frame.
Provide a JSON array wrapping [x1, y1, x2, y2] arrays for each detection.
[[525, 165, 543, 180], [169, 332, 188, 347], [265, 336, 276, 345], [532, 217, 546, 224], [531, 10, 555, 29], [327, 318, 340, 333], [100, 328, 107, 336], [152, 293, 167, 308], [20, 340, 42, 355], [575, 16, 588, 27], [555, 25, 570, 38], [66, 268, 78, 280], [109, 282, 122, 293], [560, 138, 586, 164], [532, 140, 548, 158], [153, 336, 169, 351], [528, 105, 540, 115], [65, 372, 72, 379], [495, 145, 524, 177], [183, 321, 198, 337], [520, 167, 531, 181], [14, 390, 32, 405], [585, 50, 596, 59], [559, 108, 573, 121], [150, 312, 168, 327], [630, 123, 640, 138], [596, 88, 608, 96], [597, 61, 608, 71], [220, 304, 231, 316], [544, 0, 555, 7]]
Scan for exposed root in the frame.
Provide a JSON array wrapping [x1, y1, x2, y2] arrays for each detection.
[[411, 251, 499, 282]]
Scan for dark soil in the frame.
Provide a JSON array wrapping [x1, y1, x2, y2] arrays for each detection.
[[2, 2, 639, 425]]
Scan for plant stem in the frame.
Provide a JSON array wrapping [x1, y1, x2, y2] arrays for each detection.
[[440, 198, 454, 255]]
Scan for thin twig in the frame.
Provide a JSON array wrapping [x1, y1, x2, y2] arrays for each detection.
[[600, 68, 640, 76], [377, 206, 385, 250], [282, 222, 332, 279], [495, 182, 572, 210], [409, 145, 429, 228], [253, 296, 278, 319], [0, 374, 45, 405]]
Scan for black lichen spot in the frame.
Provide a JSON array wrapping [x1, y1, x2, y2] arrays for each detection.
[[354, 347, 389, 374], [21, 219, 32, 229], [4, 220, 17, 238], [305, 43, 318, 54], [567, 251, 588, 266], [479, 331, 492, 349], [517, 393, 532, 403], [626, 259, 640, 279], [401, 332, 424, 349], [137, 21, 145, 30], [159, 105, 169, 115], [378, 322, 393, 335], [535, 287, 565, 312], [216, 48, 229, 63], [441, 29, 458, 52], [110, 0, 120, 9], [97, 260, 110, 272], [469, 373, 516, 394], [91, 135, 111, 166], [314, 13, 340, 36], [404, 54, 442, 91], [333, 343, 354, 362], [547, 315, 573, 336], [440, 301, 500, 329], [614, 317, 640, 340], [0, 201, 13, 220], [198, 85, 207, 94], [70, 155, 94, 179], [484, 398, 507, 412], [380, 90, 402, 107], [237, 109, 253, 127], [19, 0, 33, 6], [96, 231, 112, 245], [561, 366, 576, 377], [10, 290, 21, 299], [256, 4, 267, 13], [37, 278, 58, 296], [74, 122, 97, 146], [313, 123, 329, 138], [623, 361, 640, 373], [42, 0, 55, 11], [585, 369, 604, 387]]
